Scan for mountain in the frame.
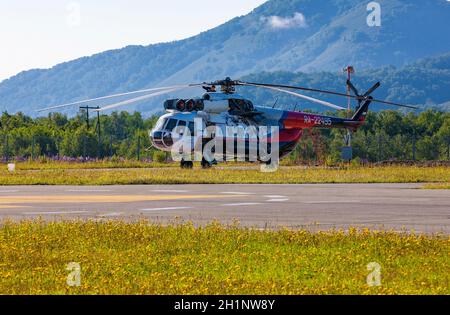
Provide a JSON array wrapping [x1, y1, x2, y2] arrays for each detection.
[[240, 53, 450, 112], [0, 0, 449, 115]]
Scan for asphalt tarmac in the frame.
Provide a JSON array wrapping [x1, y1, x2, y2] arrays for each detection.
[[0, 184, 448, 233]]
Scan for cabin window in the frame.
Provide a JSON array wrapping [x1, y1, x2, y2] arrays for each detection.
[[165, 119, 178, 131], [177, 120, 186, 127]]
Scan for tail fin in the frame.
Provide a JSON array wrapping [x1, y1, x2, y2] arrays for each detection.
[[352, 96, 373, 122], [348, 81, 381, 122]]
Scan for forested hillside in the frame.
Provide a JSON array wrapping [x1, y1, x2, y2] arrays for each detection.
[[0, 0, 448, 115]]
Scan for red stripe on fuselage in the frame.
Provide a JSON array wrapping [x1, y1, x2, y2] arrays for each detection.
[[279, 128, 303, 143]]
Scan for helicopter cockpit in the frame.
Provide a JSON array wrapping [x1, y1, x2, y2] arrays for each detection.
[[151, 92, 258, 152], [150, 113, 199, 151]]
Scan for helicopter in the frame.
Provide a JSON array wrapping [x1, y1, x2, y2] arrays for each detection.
[[39, 77, 416, 169]]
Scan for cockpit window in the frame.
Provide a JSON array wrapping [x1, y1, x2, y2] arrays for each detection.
[[165, 119, 178, 131], [154, 118, 167, 131], [178, 120, 186, 127]]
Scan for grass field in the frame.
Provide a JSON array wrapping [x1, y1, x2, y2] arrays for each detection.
[[12, 160, 176, 170], [0, 164, 448, 185], [0, 220, 447, 295]]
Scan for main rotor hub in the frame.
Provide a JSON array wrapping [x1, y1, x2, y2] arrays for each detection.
[[203, 77, 239, 94]]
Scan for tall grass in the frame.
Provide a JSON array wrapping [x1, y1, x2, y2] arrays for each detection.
[[0, 220, 447, 295], [0, 165, 448, 185], [13, 160, 175, 170]]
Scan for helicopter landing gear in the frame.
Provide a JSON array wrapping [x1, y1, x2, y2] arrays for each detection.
[[180, 159, 193, 169], [201, 158, 217, 169], [201, 158, 212, 169]]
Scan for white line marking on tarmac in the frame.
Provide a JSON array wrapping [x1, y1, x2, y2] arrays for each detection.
[[267, 199, 289, 202], [140, 207, 192, 211], [152, 190, 189, 193], [0, 190, 20, 193], [221, 192, 255, 195], [23, 211, 89, 215], [265, 195, 287, 198], [304, 200, 361, 204], [222, 203, 262, 207]]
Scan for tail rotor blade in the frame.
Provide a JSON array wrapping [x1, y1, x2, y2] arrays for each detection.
[[346, 80, 360, 97], [363, 82, 381, 98]]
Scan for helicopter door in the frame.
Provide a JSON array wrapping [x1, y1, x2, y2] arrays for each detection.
[[188, 121, 195, 136]]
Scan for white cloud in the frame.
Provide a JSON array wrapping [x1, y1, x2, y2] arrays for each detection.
[[262, 12, 307, 29]]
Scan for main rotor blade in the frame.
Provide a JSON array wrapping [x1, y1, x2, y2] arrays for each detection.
[[37, 84, 201, 112], [95, 88, 182, 112], [241, 83, 346, 111], [369, 98, 417, 109], [239, 81, 418, 109]]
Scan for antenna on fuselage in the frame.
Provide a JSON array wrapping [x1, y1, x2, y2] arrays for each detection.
[[272, 98, 279, 109]]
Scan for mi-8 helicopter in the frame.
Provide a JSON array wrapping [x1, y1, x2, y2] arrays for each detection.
[[40, 77, 416, 169]]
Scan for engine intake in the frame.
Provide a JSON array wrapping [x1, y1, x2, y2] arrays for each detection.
[[186, 99, 195, 112], [176, 99, 186, 112]]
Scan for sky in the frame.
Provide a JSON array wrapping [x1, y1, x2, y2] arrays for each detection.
[[0, 0, 267, 82]]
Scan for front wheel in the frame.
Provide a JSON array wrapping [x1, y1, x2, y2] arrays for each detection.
[[201, 158, 212, 169], [180, 160, 193, 169]]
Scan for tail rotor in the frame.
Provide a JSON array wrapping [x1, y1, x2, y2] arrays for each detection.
[[348, 81, 381, 122]]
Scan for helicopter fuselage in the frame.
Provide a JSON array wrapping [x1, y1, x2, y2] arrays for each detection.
[[150, 92, 366, 164]]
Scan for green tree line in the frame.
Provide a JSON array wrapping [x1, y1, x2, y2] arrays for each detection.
[[0, 111, 158, 161], [0, 110, 448, 163]]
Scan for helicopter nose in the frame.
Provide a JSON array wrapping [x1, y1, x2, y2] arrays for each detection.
[[150, 130, 173, 149]]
